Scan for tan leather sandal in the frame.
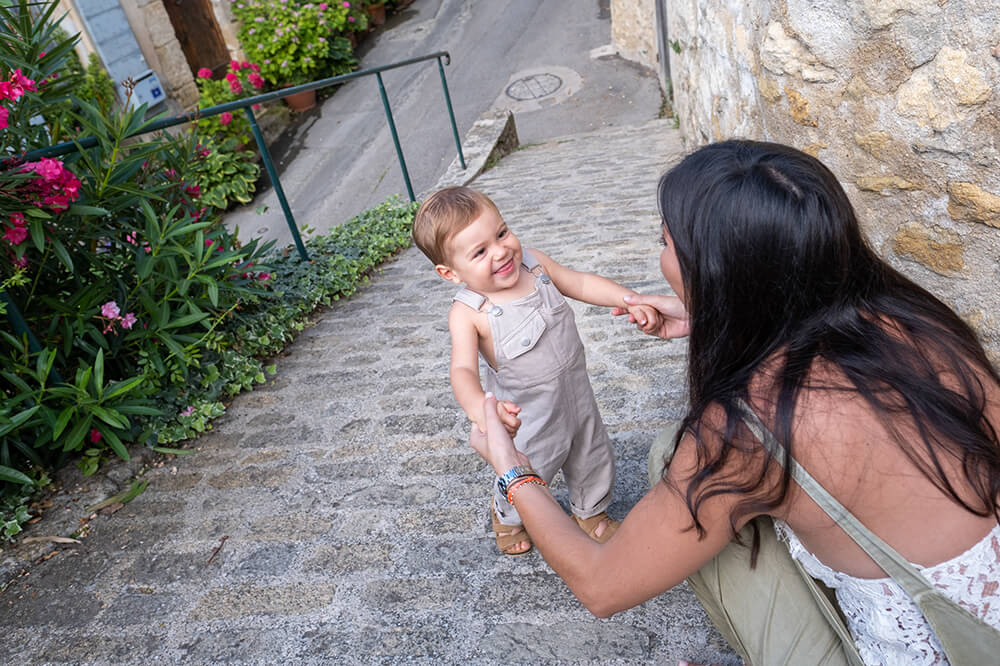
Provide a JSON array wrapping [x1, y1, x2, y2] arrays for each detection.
[[574, 511, 619, 543], [491, 506, 532, 556]]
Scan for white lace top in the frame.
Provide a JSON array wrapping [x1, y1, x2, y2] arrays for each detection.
[[774, 520, 1000, 666]]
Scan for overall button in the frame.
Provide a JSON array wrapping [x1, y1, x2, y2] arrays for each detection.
[[520, 338, 531, 346], [539, 274, 551, 284], [489, 305, 503, 316]]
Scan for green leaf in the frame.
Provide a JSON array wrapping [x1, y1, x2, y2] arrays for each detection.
[[102, 429, 130, 461], [91, 406, 129, 430], [163, 312, 209, 330], [53, 406, 75, 440], [104, 375, 145, 400], [50, 238, 74, 272], [67, 204, 109, 217], [0, 465, 34, 486], [207, 281, 219, 307], [94, 348, 104, 399], [62, 416, 92, 452], [29, 218, 44, 252], [152, 447, 196, 456]]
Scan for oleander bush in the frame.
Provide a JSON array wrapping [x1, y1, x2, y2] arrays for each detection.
[[0, 1, 418, 542]]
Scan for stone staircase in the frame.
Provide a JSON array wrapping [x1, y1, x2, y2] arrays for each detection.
[[0, 119, 741, 665]]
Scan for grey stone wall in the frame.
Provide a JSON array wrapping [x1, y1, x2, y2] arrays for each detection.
[[663, 0, 1000, 356]]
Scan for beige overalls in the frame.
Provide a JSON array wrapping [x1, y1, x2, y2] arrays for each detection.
[[454, 251, 615, 526]]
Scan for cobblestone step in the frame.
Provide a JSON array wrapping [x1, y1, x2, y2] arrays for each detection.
[[0, 118, 741, 665]]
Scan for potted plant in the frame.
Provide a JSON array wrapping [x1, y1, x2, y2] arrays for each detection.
[[194, 60, 267, 144], [232, 0, 355, 110], [363, 0, 386, 26]]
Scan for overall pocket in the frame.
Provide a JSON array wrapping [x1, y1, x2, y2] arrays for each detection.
[[500, 310, 547, 360]]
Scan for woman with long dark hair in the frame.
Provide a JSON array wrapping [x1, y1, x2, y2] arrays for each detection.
[[470, 140, 1000, 665]]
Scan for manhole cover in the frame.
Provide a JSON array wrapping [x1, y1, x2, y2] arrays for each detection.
[[506, 73, 563, 101]]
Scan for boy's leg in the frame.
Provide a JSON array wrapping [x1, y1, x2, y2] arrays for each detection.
[[650, 423, 858, 666], [561, 370, 615, 522]]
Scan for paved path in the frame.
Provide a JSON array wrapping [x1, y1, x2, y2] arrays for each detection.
[[0, 119, 741, 665]]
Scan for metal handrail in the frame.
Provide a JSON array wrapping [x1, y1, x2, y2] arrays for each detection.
[[18, 50, 466, 261], [3, 51, 466, 366]]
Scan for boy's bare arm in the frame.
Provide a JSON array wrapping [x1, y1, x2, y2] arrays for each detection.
[[530, 248, 656, 313], [448, 305, 488, 427], [448, 305, 523, 435]]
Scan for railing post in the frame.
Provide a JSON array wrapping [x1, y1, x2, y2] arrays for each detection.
[[375, 72, 415, 202], [243, 106, 310, 261], [437, 56, 466, 170]]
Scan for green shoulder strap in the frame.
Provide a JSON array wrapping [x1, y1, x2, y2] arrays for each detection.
[[737, 399, 1000, 666]]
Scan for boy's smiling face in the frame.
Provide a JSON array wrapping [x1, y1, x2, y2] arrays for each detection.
[[435, 206, 523, 295]]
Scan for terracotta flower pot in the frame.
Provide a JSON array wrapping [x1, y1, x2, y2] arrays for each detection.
[[283, 88, 316, 112], [366, 3, 386, 25]]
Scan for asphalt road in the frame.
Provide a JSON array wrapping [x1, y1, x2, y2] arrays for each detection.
[[225, 0, 663, 248]]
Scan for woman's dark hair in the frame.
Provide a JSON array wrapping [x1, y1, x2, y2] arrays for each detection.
[[659, 140, 1000, 556]]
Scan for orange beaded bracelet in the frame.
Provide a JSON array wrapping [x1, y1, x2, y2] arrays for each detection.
[[507, 475, 546, 504]]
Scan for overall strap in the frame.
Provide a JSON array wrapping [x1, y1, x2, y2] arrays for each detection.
[[736, 399, 1000, 661], [521, 249, 541, 271], [453, 288, 487, 312]]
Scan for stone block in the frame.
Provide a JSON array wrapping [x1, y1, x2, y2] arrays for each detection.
[[856, 175, 921, 192], [785, 88, 818, 127], [190, 583, 335, 619], [947, 181, 1000, 228], [892, 224, 964, 274]]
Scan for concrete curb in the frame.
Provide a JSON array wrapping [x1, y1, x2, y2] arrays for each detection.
[[423, 108, 520, 197]]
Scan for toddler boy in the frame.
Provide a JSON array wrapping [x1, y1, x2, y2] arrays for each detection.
[[412, 186, 659, 555]]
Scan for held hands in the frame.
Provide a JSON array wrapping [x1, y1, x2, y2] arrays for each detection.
[[474, 399, 521, 438], [613, 293, 691, 339], [470, 393, 531, 476]]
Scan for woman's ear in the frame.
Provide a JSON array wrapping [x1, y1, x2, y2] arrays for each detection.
[[435, 264, 462, 284]]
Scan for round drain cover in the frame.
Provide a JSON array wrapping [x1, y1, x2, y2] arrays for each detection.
[[505, 73, 563, 101]]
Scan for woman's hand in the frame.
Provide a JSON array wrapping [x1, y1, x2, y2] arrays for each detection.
[[470, 392, 532, 476], [613, 293, 690, 339]]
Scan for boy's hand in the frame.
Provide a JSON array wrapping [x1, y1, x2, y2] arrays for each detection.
[[496, 400, 521, 438], [474, 399, 522, 438], [624, 303, 661, 335], [613, 294, 691, 339]]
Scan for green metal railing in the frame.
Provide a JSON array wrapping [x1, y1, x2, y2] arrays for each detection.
[[20, 50, 466, 262], [5, 51, 465, 356]]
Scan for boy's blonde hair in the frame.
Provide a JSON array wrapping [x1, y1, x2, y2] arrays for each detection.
[[413, 186, 500, 265]]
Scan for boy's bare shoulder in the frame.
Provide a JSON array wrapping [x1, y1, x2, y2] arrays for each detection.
[[448, 300, 483, 332]]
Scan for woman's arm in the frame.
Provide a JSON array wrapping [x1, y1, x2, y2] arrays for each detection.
[[471, 393, 746, 617]]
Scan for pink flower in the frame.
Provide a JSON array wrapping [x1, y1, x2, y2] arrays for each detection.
[[89, 428, 102, 443], [257, 272, 271, 281], [3, 224, 27, 245], [342, 1, 350, 6], [185, 184, 201, 198], [10, 212, 24, 227], [125, 231, 138, 245], [8, 69, 36, 99], [348, 15, 355, 21], [319, 2, 328, 8], [229, 79, 243, 94], [248, 73, 264, 89], [250, 63, 261, 73], [230, 60, 242, 71], [38, 51, 46, 59], [11, 254, 27, 269], [219, 111, 233, 126], [120, 312, 137, 329], [180, 406, 195, 417], [101, 301, 120, 319], [197, 67, 213, 79], [0, 105, 8, 130], [241, 61, 250, 70], [225, 72, 238, 83]]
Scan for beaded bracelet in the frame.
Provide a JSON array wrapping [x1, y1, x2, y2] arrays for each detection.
[[507, 475, 547, 505]]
